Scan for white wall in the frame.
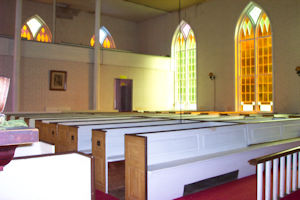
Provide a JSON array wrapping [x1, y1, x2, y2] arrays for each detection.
[[0, 37, 172, 112], [137, 0, 300, 113], [1, 0, 300, 113], [21, 0, 140, 52]]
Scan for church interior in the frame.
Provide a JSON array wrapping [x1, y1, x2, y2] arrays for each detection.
[[1, 0, 300, 199]]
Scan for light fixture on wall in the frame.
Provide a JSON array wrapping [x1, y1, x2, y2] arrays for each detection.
[[208, 72, 216, 80], [296, 66, 300, 76]]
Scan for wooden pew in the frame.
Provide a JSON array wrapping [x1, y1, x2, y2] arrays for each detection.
[[227, 117, 300, 145], [92, 121, 237, 193], [27, 114, 140, 127], [38, 116, 143, 143], [14, 141, 55, 157], [125, 127, 300, 200], [56, 119, 187, 153]]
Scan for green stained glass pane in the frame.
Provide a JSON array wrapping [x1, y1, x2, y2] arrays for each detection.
[[173, 23, 197, 109]]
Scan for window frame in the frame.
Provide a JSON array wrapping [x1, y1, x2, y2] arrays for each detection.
[[235, 4, 274, 113], [172, 21, 197, 111]]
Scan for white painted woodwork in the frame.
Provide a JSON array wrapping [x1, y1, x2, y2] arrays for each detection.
[[286, 154, 292, 194], [0, 153, 91, 200], [265, 161, 271, 200], [257, 163, 264, 200], [145, 139, 300, 200], [292, 152, 297, 191], [273, 158, 279, 200], [14, 141, 55, 157], [280, 156, 285, 198]]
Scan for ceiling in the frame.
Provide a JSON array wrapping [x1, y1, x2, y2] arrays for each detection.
[[124, 0, 207, 12], [29, 0, 208, 22]]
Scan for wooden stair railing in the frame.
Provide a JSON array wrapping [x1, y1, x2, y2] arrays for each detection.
[[249, 146, 300, 200]]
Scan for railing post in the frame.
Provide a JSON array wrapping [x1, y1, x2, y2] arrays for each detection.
[[249, 146, 300, 200], [292, 152, 297, 191], [273, 158, 279, 200], [257, 163, 264, 200], [280, 156, 285, 198], [265, 161, 271, 200], [298, 152, 300, 189], [286, 154, 292, 194]]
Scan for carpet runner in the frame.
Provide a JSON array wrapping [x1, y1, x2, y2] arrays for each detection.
[[95, 174, 300, 200]]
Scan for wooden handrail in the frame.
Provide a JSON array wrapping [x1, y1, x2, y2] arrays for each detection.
[[249, 146, 300, 165]]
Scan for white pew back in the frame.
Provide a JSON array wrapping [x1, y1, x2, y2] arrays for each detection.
[[77, 119, 195, 152], [103, 121, 236, 160], [236, 118, 300, 145], [140, 124, 247, 165], [0, 153, 92, 200], [14, 142, 55, 157]]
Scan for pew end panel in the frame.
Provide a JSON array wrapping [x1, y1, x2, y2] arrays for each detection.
[[125, 134, 147, 200], [65, 126, 78, 152], [56, 124, 78, 153], [39, 122, 56, 145], [92, 129, 107, 192], [35, 120, 44, 140], [47, 123, 57, 145]]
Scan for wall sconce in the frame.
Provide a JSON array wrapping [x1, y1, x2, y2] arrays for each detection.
[[208, 72, 216, 80], [296, 66, 300, 76]]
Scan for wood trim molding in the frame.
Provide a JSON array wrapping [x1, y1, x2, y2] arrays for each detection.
[[249, 146, 300, 165]]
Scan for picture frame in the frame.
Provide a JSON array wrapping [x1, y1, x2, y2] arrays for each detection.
[[49, 70, 67, 91]]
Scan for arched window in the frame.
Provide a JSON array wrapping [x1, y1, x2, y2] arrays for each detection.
[[235, 3, 273, 112], [90, 26, 116, 48], [21, 15, 52, 43], [172, 21, 196, 111]]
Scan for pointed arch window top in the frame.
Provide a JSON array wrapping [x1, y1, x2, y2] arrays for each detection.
[[259, 15, 270, 33], [21, 15, 52, 43], [27, 18, 42, 38], [90, 26, 116, 48], [99, 28, 109, 44], [242, 18, 253, 37], [249, 6, 262, 24], [181, 23, 191, 39]]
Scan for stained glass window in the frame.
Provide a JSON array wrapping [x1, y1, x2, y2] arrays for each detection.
[[90, 26, 116, 48], [21, 15, 52, 43], [172, 21, 196, 110], [236, 4, 273, 112]]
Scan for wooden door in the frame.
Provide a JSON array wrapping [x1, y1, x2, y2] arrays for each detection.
[[115, 79, 132, 112]]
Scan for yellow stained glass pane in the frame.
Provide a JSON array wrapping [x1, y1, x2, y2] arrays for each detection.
[[257, 14, 271, 37], [237, 10, 273, 112], [21, 25, 32, 40], [240, 17, 254, 40], [90, 33, 115, 49], [103, 38, 111, 48], [90, 35, 95, 47], [36, 25, 52, 43]]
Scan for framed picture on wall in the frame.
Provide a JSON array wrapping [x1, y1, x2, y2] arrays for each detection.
[[49, 70, 67, 91]]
